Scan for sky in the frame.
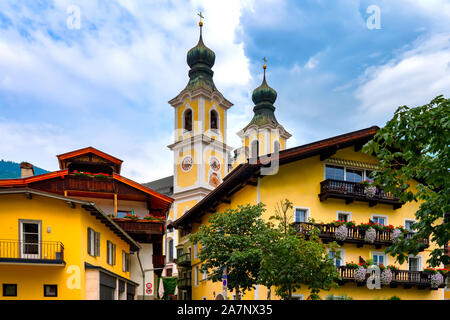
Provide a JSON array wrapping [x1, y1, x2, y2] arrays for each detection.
[[0, 0, 449, 183]]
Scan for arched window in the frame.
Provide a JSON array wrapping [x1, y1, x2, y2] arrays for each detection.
[[250, 140, 259, 158], [274, 140, 281, 153], [210, 110, 218, 130], [168, 239, 174, 262], [184, 109, 193, 131]]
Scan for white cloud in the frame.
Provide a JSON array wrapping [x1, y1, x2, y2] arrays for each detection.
[[304, 56, 319, 70], [355, 33, 450, 125], [0, 0, 253, 182]]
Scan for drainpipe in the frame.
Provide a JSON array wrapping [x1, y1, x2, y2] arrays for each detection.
[[137, 250, 145, 300]]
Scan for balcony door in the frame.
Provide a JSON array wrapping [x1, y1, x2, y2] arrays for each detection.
[[19, 220, 41, 259]]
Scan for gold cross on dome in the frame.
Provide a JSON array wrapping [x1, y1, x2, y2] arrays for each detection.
[[263, 57, 267, 69], [198, 12, 204, 26]]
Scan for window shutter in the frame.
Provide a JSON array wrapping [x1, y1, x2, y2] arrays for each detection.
[[87, 228, 92, 255], [95, 232, 100, 257], [107, 241, 110, 264], [113, 244, 116, 265]]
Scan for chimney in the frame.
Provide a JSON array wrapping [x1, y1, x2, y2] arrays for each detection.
[[20, 162, 34, 178]]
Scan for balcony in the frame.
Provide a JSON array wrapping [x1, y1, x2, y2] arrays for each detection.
[[178, 275, 192, 290], [152, 255, 165, 269], [293, 222, 429, 250], [0, 240, 65, 266], [319, 179, 403, 209], [113, 219, 164, 236], [337, 266, 447, 290], [176, 252, 191, 267], [65, 174, 116, 193]]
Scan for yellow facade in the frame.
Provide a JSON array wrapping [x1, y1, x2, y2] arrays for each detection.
[[182, 146, 444, 300], [0, 192, 136, 300]]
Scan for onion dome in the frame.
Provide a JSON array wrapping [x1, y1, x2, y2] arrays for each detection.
[[187, 32, 215, 69], [185, 19, 216, 92], [251, 70, 277, 106], [243, 60, 280, 130]]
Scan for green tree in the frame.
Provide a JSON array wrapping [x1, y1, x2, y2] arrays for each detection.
[[189, 203, 268, 299], [258, 199, 340, 300], [363, 95, 450, 267]]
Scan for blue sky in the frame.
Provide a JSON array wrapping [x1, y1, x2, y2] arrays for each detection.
[[0, 0, 449, 182]]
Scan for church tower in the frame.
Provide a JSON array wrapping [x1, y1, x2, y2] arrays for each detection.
[[165, 14, 234, 277], [235, 60, 291, 163]]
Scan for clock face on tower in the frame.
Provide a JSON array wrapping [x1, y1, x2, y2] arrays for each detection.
[[181, 155, 193, 172], [209, 157, 220, 172]]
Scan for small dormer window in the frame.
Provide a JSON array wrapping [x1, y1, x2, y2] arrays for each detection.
[[184, 109, 193, 131], [210, 110, 218, 130]]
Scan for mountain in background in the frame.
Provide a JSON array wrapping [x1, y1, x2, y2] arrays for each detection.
[[0, 160, 49, 179]]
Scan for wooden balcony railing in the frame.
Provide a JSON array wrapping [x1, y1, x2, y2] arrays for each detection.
[[0, 240, 65, 265], [176, 252, 192, 267], [113, 219, 164, 236], [293, 222, 429, 250], [319, 179, 403, 209], [337, 266, 446, 290], [65, 174, 116, 193], [177, 276, 192, 289]]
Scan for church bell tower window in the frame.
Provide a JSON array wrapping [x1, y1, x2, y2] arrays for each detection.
[[184, 109, 193, 132], [210, 110, 218, 130]]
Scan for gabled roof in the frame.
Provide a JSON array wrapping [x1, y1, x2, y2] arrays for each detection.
[[171, 126, 379, 229], [0, 188, 141, 251], [57, 147, 123, 173], [0, 170, 173, 210]]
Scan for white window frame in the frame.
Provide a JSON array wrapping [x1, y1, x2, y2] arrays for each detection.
[[336, 211, 352, 222], [202, 268, 207, 281], [404, 219, 416, 232], [194, 266, 199, 286], [371, 251, 387, 265], [107, 241, 115, 266], [371, 214, 388, 225], [19, 220, 42, 259], [324, 164, 373, 182], [328, 248, 345, 267], [88, 228, 96, 256], [293, 206, 311, 223], [407, 254, 422, 271], [122, 251, 126, 272], [193, 243, 198, 260]]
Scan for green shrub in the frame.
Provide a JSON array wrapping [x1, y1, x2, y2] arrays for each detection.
[[156, 276, 178, 300]]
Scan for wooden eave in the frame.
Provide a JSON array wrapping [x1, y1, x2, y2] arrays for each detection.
[[56, 147, 123, 171]]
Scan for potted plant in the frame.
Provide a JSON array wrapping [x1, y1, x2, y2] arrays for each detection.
[[354, 267, 367, 283], [437, 268, 449, 276], [345, 261, 359, 270], [335, 225, 348, 241], [380, 267, 393, 286], [124, 210, 140, 220], [364, 227, 377, 243], [361, 180, 377, 198], [430, 273, 444, 288], [345, 221, 356, 228], [424, 267, 437, 275], [390, 228, 404, 243]]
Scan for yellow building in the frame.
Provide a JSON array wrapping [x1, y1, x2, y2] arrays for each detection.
[[161, 17, 234, 282], [171, 126, 447, 300], [0, 188, 141, 300]]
